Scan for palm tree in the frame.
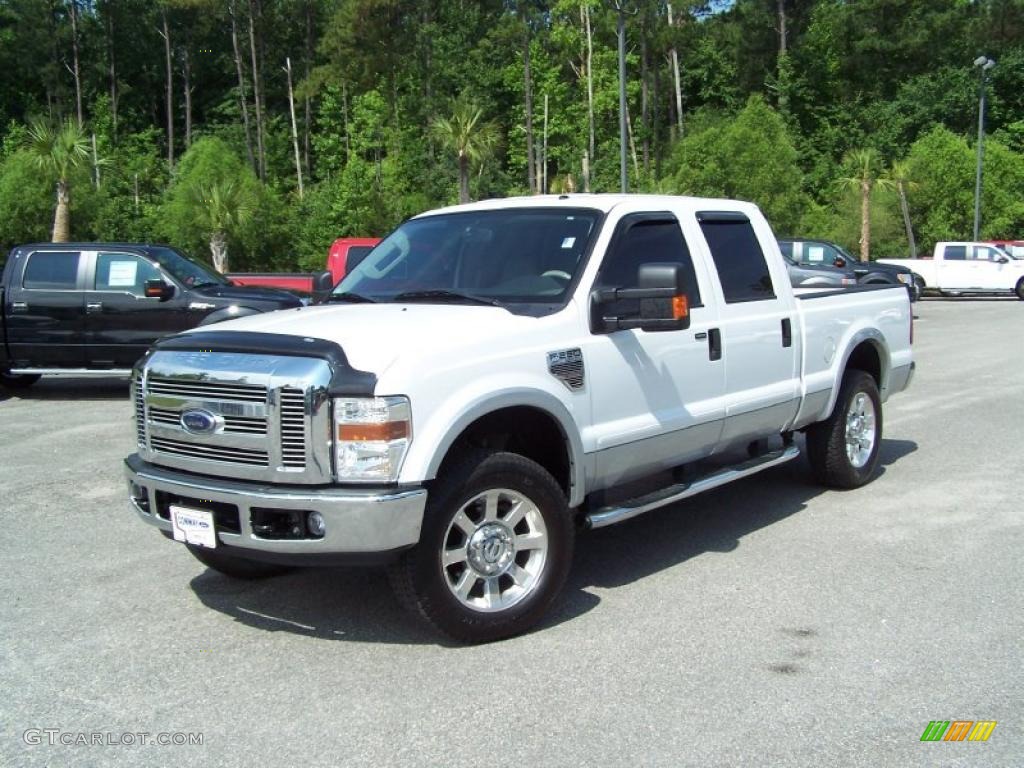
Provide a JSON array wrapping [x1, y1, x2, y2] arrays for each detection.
[[837, 148, 893, 262], [431, 98, 499, 204], [884, 160, 919, 258], [188, 181, 253, 272], [26, 119, 92, 242]]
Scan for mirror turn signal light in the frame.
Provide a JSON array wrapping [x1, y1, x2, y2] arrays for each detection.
[[672, 295, 689, 320]]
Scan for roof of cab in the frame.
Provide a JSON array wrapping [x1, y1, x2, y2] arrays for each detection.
[[416, 193, 762, 218]]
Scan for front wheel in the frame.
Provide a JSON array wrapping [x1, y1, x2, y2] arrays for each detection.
[[806, 369, 883, 489], [1015, 277, 1024, 300], [0, 370, 40, 390], [389, 451, 574, 643]]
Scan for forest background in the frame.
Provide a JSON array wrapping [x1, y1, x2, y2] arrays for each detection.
[[1, 0, 1022, 271]]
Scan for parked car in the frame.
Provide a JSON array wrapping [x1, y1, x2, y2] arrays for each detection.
[[227, 237, 381, 297], [879, 242, 1024, 299], [986, 240, 1024, 259], [125, 194, 914, 642], [779, 238, 918, 300], [0, 243, 303, 389], [777, 242, 857, 288]]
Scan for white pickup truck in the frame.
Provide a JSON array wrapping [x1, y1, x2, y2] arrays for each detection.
[[125, 195, 914, 641], [879, 242, 1024, 299]]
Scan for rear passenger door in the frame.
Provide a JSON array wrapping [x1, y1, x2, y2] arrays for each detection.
[[695, 212, 800, 448], [4, 249, 87, 368], [586, 210, 726, 489]]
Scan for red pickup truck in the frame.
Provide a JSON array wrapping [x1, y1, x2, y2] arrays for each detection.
[[227, 237, 380, 297]]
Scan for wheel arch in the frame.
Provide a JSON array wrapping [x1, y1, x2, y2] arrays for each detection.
[[823, 330, 890, 420]]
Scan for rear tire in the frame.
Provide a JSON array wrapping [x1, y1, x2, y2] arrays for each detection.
[[186, 544, 293, 579], [0, 370, 40, 390], [806, 369, 883, 489], [389, 450, 574, 643], [1015, 277, 1024, 300]]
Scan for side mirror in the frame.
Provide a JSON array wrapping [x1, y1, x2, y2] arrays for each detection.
[[590, 262, 691, 334], [995, 255, 1009, 264], [144, 278, 175, 301], [834, 256, 847, 268], [312, 270, 334, 299]]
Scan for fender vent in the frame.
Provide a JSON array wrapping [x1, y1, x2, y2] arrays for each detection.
[[547, 348, 585, 391]]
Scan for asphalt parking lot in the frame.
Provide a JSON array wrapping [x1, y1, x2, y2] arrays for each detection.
[[1, 298, 1021, 767]]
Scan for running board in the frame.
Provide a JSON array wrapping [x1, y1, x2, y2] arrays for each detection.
[[9, 368, 132, 378], [584, 445, 800, 530]]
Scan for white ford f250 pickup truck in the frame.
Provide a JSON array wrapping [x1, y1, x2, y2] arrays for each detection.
[[879, 241, 1024, 299], [126, 195, 914, 642]]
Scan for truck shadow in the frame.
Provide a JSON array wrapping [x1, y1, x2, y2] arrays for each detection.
[[189, 437, 917, 646], [0, 378, 129, 402]]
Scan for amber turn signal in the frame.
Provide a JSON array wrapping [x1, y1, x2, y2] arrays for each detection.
[[337, 422, 409, 442], [672, 295, 689, 320]]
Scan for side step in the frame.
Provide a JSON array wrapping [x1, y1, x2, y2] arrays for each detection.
[[583, 445, 800, 530]]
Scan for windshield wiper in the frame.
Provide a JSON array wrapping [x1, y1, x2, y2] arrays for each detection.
[[392, 290, 503, 307], [325, 292, 377, 304]]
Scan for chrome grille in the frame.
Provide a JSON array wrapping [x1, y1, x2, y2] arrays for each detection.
[[279, 388, 307, 468], [149, 406, 267, 435], [147, 376, 267, 403], [134, 376, 146, 446], [149, 436, 269, 467]]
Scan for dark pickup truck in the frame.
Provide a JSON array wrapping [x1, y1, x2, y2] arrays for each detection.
[[0, 243, 302, 389]]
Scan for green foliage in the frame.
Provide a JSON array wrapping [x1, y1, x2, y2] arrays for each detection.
[[669, 95, 809, 233], [0, 151, 53, 249]]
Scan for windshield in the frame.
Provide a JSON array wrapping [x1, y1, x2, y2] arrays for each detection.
[[148, 246, 230, 287], [332, 208, 602, 305]]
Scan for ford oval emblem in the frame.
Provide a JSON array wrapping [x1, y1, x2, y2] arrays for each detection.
[[180, 409, 221, 434]]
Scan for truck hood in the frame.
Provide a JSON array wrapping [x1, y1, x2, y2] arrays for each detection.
[[181, 303, 539, 375], [192, 282, 304, 306]]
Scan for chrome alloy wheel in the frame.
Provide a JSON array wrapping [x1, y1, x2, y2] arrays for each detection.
[[845, 392, 877, 469], [440, 488, 549, 613]]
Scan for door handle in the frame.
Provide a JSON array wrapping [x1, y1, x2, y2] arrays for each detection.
[[86, 302, 103, 314], [781, 318, 792, 348], [11, 301, 28, 313], [708, 328, 722, 361]]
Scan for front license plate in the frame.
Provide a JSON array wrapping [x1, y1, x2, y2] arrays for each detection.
[[170, 505, 217, 549]]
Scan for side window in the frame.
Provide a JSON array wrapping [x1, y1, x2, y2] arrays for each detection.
[[698, 214, 776, 303], [971, 246, 999, 261], [777, 241, 794, 259], [23, 251, 81, 290], [595, 216, 702, 310], [944, 245, 966, 261], [95, 252, 162, 296]]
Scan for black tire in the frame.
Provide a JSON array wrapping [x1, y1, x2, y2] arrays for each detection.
[[1015, 277, 1024, 300], [806, 369, 883, 489], [0, 370, 41, 390], [388, 450, 574, 643], [912, 274, 926, 294], [186, 544, 293, 579]]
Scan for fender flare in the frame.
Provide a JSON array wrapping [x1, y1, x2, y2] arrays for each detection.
[[823, 328, 891, 419], [421, 389, 588, 508]]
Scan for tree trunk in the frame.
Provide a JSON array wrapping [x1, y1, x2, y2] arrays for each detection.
[[776, 0, 789, 112], [584, 3, 595, 172], [640, 17, 649, 174], [68, 0, 83, 125], [898, 182, 917, 258], [303, 0, 313, 176], [161, 7, 174, 169], [229, 1, 256, 171], [285, 57, 304, 198], [182, 46, 193, 147], [52, 180, 71, 242], [210, 230, 229, 273], [668, 4, 683, 137], [247, 0, 266, 180], [523, 16, 535, 195], [860, 179, 871, 262], [105, 2, 118, 137], [458, 152, 470, 204]]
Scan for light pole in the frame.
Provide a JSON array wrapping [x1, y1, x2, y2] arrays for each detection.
[[973, 56, 995, 241], [607, 0, 635, 194]]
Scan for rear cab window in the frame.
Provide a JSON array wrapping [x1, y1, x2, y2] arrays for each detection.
[[22, 251, 82, 290], [697, 213, 776, 303]]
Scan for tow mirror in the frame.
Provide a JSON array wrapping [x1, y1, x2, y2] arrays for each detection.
[[590, 262, 691, 333], [312, 270, 334, 297], [144, 278, 175, 301], [834, 256, 847, 268]]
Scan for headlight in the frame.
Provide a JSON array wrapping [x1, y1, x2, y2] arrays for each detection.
[[896, 273, 911, 285], [333, 396, 411, 482]]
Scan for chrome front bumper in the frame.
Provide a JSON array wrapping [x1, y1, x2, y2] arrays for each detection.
[[125, 454, 426, 562]]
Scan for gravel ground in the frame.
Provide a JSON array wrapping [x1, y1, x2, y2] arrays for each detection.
[[1, 297, 1021, 767]]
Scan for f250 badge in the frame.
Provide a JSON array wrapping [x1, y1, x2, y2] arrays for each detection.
[[180, 409, 224, 435]]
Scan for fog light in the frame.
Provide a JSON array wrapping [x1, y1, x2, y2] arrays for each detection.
[[307, 511, 326, 537]]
